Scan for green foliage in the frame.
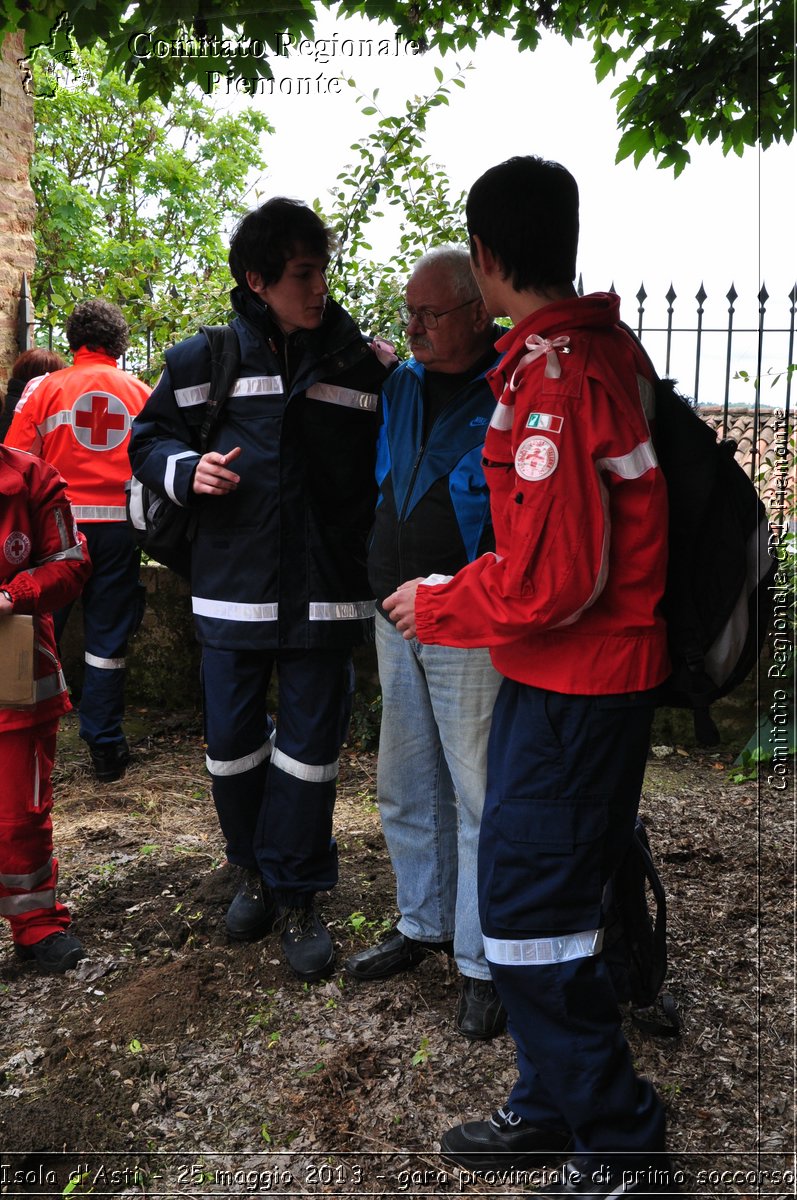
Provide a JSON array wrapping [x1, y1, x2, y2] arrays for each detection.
[[30, 41, 271, 377], [317, 70, 470, 342], [4, 0, 792, 169]]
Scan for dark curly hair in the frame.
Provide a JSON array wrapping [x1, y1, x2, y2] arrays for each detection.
[[228, 197, 337, 291], [65, 299, 130, 358]]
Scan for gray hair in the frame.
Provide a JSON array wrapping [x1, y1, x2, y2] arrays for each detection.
[[410, 246, 481, 301]]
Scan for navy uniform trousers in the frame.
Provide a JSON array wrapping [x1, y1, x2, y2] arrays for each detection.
[[201, 647, 354, 906], [479, 680, 666, 1173], [54, 522, 144, 748]]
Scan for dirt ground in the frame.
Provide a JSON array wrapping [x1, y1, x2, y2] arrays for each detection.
[[0, 705, 794, 1199]]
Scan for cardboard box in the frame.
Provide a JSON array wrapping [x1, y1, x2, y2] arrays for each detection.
[[0, 615, 35, 707]]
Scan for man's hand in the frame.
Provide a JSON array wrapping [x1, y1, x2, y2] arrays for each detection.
[[193, 446, 242, 495], [383, 577, 424, 640], [0, 591, 13, 616]]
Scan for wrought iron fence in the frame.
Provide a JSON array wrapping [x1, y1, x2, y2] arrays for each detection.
[[20, 274, 797, 480]]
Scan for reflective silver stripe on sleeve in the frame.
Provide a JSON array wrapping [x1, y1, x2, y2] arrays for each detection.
[[271, 746, 339, 784], [52, 506, 70, 550], [35, 668, 67, 703], [38, 411, 73, 435], [206, 739, 271, 777], [0, 888, 57, 916], [483, 928, 604, 966], [305, 382, 378, 412], [637, 373, 655, 421], [552, 476, 611, 629], [85, 652, 126, 670], [38, 542, 86, 563], [175, 382, 210, 408], [72, 505, 128, 521], [127, 476, 146, 532], [175, 376, 283, 407], [308, 601, 375, 622], [231, 375, 283, 396], [165, 450, 199, 504], [596, 438, 658, 480], [490, 398, 515, 430], [0, 856, 53, 890], [192, 597, 279, 622]]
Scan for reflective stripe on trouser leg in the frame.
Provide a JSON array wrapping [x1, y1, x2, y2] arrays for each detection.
[[255, 649, 354, 902], [0, 722, 71, 944], [201, 648, 276, 870], [71, 522, 142, 745], [478, 680, 664, 1157]]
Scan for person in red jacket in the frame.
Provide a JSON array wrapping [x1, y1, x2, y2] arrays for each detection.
[[0, 441, 91, 973], [6, 301, 150, 781], [384, 157, 674, 1197]]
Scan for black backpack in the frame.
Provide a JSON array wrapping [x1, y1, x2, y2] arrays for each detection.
[[127, 324, 240, 579], [602, 818, 680, 1038], [623, 328, 777, 745]]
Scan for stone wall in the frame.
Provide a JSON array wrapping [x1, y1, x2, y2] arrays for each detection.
[[0, 33, 36, 390]]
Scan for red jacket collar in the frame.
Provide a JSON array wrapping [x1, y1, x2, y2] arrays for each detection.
[[495, 292, 621, 353], [73, 346, 119, 368]]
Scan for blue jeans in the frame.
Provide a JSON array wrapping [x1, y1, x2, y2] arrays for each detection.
[[376, 612, 502, 979]]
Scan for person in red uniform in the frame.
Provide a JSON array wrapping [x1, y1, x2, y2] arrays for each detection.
[[0, 439, 91, 973], [384, 157, 675, 1197], [0, 348, 66, 443], [7, 301, 150, 781]]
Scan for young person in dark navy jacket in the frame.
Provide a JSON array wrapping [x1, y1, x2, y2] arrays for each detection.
[[384, 158, 675, 1196], [130, 198, 394, 981]]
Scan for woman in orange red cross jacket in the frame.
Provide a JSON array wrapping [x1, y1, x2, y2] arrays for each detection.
[[6, 300, 150, 782]]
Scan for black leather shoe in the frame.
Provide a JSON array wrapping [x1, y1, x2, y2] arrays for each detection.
[[15, 931, 84, 974], [277, 905, 335, 982], [225, 869, 276, 942], [536, 1155, 677, 1196], [456, 977, 507, 1040], [440, 1107, 571, 1172], [345, 927, 452, 981], [89, 738, 130, 783]]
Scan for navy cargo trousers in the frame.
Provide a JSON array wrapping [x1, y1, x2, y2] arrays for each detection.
[[479, 680, 666, 1170]]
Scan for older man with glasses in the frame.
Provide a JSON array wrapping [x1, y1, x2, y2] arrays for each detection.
[[345, 246, 507, 1040]]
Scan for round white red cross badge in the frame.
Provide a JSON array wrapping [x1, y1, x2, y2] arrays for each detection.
[[515, 434, 559, 482], [72, 392, 130, 451]]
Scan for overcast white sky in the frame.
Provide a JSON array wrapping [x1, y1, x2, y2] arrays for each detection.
[[216, 9, 795, 404]]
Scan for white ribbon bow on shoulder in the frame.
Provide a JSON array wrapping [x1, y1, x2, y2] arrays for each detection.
[[509, 334, 571, 389]]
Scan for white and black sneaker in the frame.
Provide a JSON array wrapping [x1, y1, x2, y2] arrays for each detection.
[[440, 1106, 571, 1173], [535, 1155, 678, 1196]]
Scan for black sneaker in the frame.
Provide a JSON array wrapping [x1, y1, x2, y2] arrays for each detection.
[[535, 1155, 677, 1196], [225, 868, 277, 942], [89, 739, 130, 783], [277, 904, 335, 982], [440, 1107, 572, 1173], [15, 931, 84, 974], [456, 977, 507, 1040]]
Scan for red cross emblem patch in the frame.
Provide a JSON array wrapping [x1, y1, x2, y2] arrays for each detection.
[[4, 530, 31, 566], [72, 392, 129, 450]]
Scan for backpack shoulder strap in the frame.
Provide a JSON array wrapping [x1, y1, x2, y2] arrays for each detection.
[[198, 324, 240, 451]]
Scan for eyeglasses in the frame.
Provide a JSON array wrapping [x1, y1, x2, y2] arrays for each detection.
[[398, 297, 479, 330]]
